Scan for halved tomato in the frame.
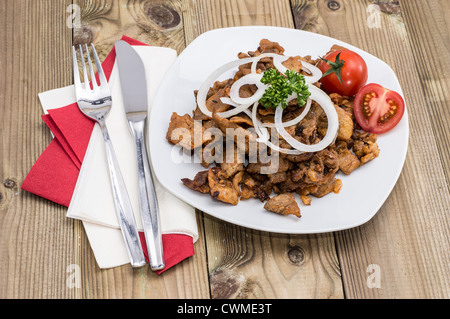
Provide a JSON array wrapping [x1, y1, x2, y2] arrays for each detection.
[[353, 83, 405, 134]]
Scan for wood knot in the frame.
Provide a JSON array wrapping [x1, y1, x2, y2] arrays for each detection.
[[327, 1, 341, 11], [288, 246, 305, 264], [73, 25, 95, 47], [146, 3, 181, 29], [3, 178, 16, 189], [210, 269, 255, 299], [374, 1, 401, 16], [210, 269, 241, 299]]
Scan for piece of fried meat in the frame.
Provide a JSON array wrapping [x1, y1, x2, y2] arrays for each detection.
[[264, 193, 301, 218]]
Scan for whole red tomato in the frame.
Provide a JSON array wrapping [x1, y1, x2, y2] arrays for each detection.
[[318, 49, 368, 97]]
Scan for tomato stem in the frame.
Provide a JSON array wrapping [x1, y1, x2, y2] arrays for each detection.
[[320, 52, 345, 84]]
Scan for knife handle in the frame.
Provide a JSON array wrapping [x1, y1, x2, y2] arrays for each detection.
[[129, 120, 165, 271], [98, 121, 146, 268]]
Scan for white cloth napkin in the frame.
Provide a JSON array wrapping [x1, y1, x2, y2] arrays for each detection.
[[38, 45, 198, 268]]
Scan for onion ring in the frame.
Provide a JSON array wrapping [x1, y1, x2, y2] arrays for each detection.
[[262, 96, 312, 128], [216, 97, 253, 118], [195, 54, 336, 155], [229, 73, 267, 105], [300, 61, 322, 84], [196, 56, 259, 118], [247, 103, 306, 155], [250, 53, 288, 74], [274, 85, 339, 153], [250, 53, 321, 83]]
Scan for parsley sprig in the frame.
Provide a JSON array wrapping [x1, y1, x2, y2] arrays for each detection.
[[259, 68, 310, 109]]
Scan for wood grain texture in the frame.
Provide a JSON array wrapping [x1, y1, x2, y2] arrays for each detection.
[[1, 0, 448, 300], [206, 222, 342, 298], [182, 0, 344, 299], [72, 0, 210, 299], [399, 0, 450, 187], [73, 210, 209, 298], [0, 0, 74, 298], [291, 0, 450, 298], [74, 0, 185, 57]]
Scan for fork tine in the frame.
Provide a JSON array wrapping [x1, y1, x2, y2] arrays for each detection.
[[79, 44, 90, 91], [85, 44, 98, 89], [72, 46, 83, 93], [91, 44, 108, 87]]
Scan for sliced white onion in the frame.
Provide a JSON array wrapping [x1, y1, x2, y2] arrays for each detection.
[[195, 54, 334, 155], [196, 56, 259, 118], [247, 102, 305, 155], [263, 138, 307, 155], [229, 73, 267, 105], [301, 61, 322, 84], [220, 97, 240, 107], [272, 57, 289, 75], [248, 102, 269, 142], [262, 95, 312, 128], [250, 53, 288, 74], [249, 52, 322, 84], [197, 54, 322, 118], [216, 97, 253, 118], [274, 84, 339, 153]]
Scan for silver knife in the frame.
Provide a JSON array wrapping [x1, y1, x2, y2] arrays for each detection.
[[115, 40, 165, 271]]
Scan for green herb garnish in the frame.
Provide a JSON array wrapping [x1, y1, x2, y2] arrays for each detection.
[[259, 68, 310, 109]]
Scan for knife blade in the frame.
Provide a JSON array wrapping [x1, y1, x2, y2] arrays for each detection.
[[115, 40, 165, 271]]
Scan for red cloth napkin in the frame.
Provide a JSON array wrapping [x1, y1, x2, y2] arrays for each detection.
[[22, 36, 194, 274]]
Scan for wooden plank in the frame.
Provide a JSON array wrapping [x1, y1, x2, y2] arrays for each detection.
[[73, 0, 210, 298], [0, 0, 74, 298], [291, 0, 450, 298], [3, 0, 447, 300], [74, 0, 186, 56], [205, 223, 342, 298], [182, 0, 344, 299], [399, 0, 450, 187]]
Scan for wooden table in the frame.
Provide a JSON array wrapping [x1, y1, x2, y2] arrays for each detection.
[[1, 0, 449, 299]]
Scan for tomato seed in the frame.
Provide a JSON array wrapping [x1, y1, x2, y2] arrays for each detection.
[[378, 101, 398, 123], [362, 92, 375, 118]]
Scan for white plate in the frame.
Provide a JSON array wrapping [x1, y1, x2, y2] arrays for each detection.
[[149, 26, 409, 234]]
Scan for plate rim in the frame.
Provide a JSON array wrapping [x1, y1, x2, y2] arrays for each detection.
[[149, 26, 409, 234]]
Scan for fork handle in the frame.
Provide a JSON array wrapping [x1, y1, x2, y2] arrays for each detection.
[[129, 120, 165, 271], [99, 121, 146, 268]]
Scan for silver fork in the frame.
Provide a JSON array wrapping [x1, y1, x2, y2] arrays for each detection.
[[72, 44, 146, 268]]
